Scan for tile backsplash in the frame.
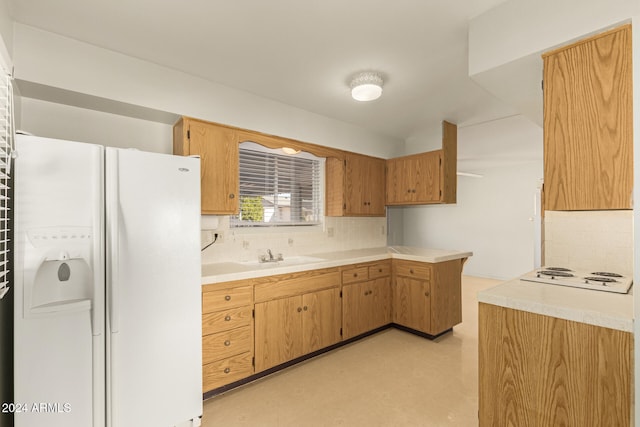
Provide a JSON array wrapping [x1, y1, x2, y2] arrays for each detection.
[[201, 216, 387, 265], [544, 210, 633, 275]]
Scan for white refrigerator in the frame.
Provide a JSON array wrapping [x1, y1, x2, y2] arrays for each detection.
[[13, 135, 203, 427]]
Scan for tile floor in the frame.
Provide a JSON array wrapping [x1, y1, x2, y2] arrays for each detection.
[[202, 276, 501, 427]]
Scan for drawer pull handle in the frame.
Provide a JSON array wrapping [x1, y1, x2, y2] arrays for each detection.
[[224, 315, 231, 321], [224, 368, 231, 374], [224, 295, 231, 301], [224, 340, 231, 346]]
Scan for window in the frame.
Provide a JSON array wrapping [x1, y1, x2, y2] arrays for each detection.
[[0, 72, 13, 300], [232, 142, 324, 227]]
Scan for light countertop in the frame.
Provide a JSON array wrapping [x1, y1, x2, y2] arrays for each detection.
[[201, 246, 472, 285], [478, 275, 634, 332]]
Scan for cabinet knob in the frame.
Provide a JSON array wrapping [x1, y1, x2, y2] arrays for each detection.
[[297, 307, 302, 313], [407, 189, 411, 193], [409, 269, 414, 274], [224, 315, 231, 321], [425, 292, 430, 297], [224, 368, 231, 374], [224, 340, 231, 346], [303, 306, 308, 311], [412, 189, 416, 193], [353, 273, 358, 277], [229, 193, 235, 199], [224, 295, 231, 301], [378, 268, 382, 273]]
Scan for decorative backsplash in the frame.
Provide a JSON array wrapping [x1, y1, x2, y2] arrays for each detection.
[[544, 210, 633, 275], [201, 216, 387, 265]]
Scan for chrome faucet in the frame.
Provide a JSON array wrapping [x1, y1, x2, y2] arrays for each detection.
[[259, 249, 284, 263]]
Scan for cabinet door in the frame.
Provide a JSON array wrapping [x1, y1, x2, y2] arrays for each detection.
[[386, 152, 441, 205], [411, 151, 441, 203], [342, 281, 370, 339], [385, 157, 407, 204], [366, 157, 386, 215], [543, 25, 632, 210], [344, 154, 386, 216], [254, 296, 303, 372], [393, 276, 431, 333], [345, 154, 367, 215], [187, 120, 239, 214], [369, 277, 391, 330], [302, 288, 341, 353]]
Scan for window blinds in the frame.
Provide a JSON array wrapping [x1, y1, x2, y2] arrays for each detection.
[[0, 74, 13, 300], [233, 145, 323, 226]]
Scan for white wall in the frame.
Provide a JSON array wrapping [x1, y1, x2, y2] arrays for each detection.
[[469, 0, 639, 75], [12, 24, 402, 159], [398, 115, 543, 280], [402, 162, 541, 280], [18, 97, 173, 153]]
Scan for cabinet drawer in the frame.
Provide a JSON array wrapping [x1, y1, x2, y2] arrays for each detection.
[[369, 263, 391, 279], [202, 286, 252, 314], [202, 326, 252, 364], [202, 306, 252, 336], [342, 267, 369, 284], [203, 352, 253, 392], [394, 260, 431, 279]]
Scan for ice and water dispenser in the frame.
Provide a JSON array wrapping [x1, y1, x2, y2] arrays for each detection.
[[22, 226, 94, 316]]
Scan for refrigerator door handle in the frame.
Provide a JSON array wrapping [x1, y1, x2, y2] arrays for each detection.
[[108, 151, 120, 334]]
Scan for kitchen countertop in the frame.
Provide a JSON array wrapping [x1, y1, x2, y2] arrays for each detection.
[[202, 246, 472, 285], [478, 275, 634, 332]]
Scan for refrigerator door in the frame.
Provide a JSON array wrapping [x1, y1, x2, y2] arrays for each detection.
[[106, 148, 202, 427], [14, 135, 105, 427]]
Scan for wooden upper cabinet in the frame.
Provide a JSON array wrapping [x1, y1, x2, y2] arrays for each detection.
[[326, 153, 386, 217], [543, 24, 633, 211], [385, 121, 457, 206], [173, 118, 239, 214], [386, 151, 441, 205]]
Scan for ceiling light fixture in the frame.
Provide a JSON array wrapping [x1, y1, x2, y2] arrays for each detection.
[[350, 72, 383, 102]]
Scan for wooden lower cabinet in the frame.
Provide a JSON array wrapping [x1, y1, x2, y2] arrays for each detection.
[[253, 268, 342, 373], [392, 258, 463, 336], [201, 282, 254, 393], [479, 303, 633, 426], [393, 275, 431, 332], [254, 288, 341, 372], [342, 261, 392, 339], [203, 258, 466, 393]]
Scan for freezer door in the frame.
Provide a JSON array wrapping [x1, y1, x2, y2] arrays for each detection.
[[106, 148, 202, 427], [13, 135, 105, 427]]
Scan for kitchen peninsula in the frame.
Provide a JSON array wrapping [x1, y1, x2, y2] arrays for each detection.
[[477, 278, 633, 426], [200, 246, 471, 396]]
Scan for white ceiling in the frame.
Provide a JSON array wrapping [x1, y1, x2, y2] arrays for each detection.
[[9, 0, 519, 141]]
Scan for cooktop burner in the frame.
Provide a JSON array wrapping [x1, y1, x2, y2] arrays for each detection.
[[538, 270, 574, 278], [590, 272, 623, 278], [545, 267, 573, 272], [584, 277, 618, 283], [520, 267, 632, 294]]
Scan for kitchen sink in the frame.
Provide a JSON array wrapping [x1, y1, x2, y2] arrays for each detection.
[[235, 255, 326, 268]]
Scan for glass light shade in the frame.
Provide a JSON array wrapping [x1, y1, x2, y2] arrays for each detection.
[[350, 72, 383, 102], [351, 84, 383, 101]]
